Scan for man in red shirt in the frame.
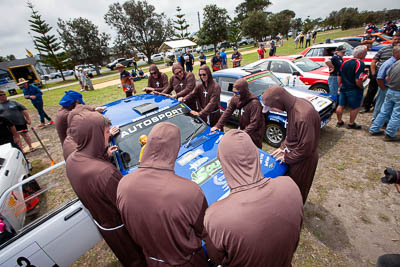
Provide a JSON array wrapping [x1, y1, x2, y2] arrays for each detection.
[[257, 44, 266, 59]]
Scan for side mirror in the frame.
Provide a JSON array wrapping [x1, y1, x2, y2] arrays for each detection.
[[293, 71, 301, 76]]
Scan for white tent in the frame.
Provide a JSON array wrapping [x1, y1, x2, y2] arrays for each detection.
[[159, 39, 197, 51]]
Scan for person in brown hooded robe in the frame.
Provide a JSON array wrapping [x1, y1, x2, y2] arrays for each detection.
[[211, 78, 265, 148], [117, 122, 209, 267], [65, 112, 146, 267], [162, 64, 197, 110], [179, 65, 221, 126], [144, 64, 169, 94], [262, 85, 320, 204], [204, 129, 303, 267]]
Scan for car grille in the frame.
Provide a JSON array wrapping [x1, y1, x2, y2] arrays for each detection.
[[319, 102, 335, 121]]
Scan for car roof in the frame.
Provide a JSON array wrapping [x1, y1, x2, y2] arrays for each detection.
[[212, 68, 276, 80], [308, 42, 347, 48], [102, 94, 180, 127], [262, 55, 303, 61], [334, 36, 361, 40]]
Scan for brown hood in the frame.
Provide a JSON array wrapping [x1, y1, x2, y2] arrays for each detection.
[[172, 63, 184, 74], [262, 85, 296, 112], [234, 78, 251, 106], [199, 64, 214, 85], [139, 122, 181, 171], [149, 64, 161, 78], [217, 130, 263, 191], [69, 111, 106, 159]]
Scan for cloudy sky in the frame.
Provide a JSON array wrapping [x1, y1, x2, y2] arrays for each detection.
[[0, 0, 397, 58]]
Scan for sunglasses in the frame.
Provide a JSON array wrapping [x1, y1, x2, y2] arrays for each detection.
[[0, 94, 6, 96], [234, 91, 240, 95], [175, 70, 183, 75], [199, 73, 207, 77], [150, 72, 157, 75]]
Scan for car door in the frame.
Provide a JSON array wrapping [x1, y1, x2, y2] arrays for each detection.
[[269, 60, 296, 85], [217, 76, 236, 112], [0, 162, 102, 267], [304, 48, 325, 62]]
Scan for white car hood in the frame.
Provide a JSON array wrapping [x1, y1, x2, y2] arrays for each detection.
[[286, 87, 333, 112]]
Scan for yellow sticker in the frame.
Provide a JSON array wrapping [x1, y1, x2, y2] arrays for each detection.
[[8, 196, 16, 207]]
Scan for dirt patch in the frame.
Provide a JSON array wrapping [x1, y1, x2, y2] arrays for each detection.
[[20, 103, 400, 266]]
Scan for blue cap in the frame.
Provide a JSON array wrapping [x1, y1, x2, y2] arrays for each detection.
[[59, 90, 85, 107]]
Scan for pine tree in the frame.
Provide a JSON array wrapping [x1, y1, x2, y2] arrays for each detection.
[[27, 1, 67, 80], [173, 6, 190, 39]]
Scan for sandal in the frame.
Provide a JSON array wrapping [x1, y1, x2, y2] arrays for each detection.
[[29, 147, 36, 152]]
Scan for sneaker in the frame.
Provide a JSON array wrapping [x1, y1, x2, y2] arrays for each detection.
[[47, 121, 54, 125], [384, 134, 400, 142], [359, 108, 370, 114], [38, 123, 45, 128], [80, 89, 85, 92], [346, 123, 361, 130], [369, 130, 384, 136], [336, 121, 344, 127]]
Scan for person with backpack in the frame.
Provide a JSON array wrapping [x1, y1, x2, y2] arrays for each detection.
[[211, 79, 265, 148]]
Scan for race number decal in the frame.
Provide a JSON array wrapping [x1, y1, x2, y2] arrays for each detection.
[[1, 242, 58, 267]]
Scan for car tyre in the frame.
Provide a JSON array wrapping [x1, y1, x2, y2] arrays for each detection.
[[264, 122, 286, 148], [310, 84, 329, 94]]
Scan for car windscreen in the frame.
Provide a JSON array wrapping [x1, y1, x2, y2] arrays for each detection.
[[247, 72, 283, 96], [379, 34, 392, 40], [114, 104, 206, 169], [293, 58, 322, 72]]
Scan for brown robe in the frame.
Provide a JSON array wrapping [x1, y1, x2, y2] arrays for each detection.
[[147, 64, 169, 93], [162, 64, 197, 110], [117, 122, 209, 267], [183, 65, 221, 126], [65, 111, 146, 267], [204, 130, 303, 267], [262, 85, 320, 203], [215, 78, 265, 148]]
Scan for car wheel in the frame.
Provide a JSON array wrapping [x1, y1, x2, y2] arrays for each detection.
[[310, 84, 329, 94], [264, 122, 286, 148]]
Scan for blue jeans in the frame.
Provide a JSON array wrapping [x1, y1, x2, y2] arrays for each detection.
[[372, 87, 387, 121], [370, 89, 400, 137], [328, 76, 339, 96], [33, 102, 51, 123]]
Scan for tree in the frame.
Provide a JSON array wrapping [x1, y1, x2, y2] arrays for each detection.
[[269, 10, 296, 38], [112, 34, 137, 59], [227, 18, 242, 47], [0, 55, 16, 62], [173, 6, 190, 39], [242, 10, 270, 43], [197, 4, 228, 51], [57, 17, 110, 75], [235, 0, 271, 23], [104, 0, 173, 64], [27, 2, 67, 80]]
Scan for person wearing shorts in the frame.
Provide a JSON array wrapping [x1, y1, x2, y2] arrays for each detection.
[[336, 46, 368, 130]]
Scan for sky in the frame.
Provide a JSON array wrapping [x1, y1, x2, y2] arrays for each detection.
[[0, 0, 398, 58]]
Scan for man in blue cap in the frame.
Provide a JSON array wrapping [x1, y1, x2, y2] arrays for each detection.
[[55, 90, 105, 145]]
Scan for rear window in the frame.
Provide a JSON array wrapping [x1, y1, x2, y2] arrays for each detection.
[[246, 72, 283, 96]]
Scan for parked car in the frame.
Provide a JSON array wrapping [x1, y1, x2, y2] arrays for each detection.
[[217, 41, 232, 50], [136, 52, 146, 59], [151, 54, 164, 62], [0, 94, 287, 266], [106, 58, 133, 70], [212, 68, 336, 147], [244, 56, 331, 93], [333, 37, 387, 51], [299, 42, 376, 67], [358, 33, 392, 44], [49, 70, 74, 79]]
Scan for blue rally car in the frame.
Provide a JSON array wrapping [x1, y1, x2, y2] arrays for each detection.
[[213, 68, 336, 147], [104, 94, 288, 204]]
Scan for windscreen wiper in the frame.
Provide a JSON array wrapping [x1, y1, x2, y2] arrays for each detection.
[[184, 124, 204, 148]]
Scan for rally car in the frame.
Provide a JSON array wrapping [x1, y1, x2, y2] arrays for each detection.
[[244, 56, 330, 93], [212, 68, 336, 147], [299, 42, 376, 67], [333, 36, 387, 51], [0, 95, 287, 266], [358, 33, 392, 44]]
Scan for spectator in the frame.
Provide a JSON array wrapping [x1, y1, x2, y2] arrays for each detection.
[[211, 79, 265, 148], [19, 78, 53, 128], [178, 52, 185, 69], [185, 50, 194, 72], [144, 64, 169, 94], [372, 46, 400, 121], [115, 63, 136, 98], [66, 112, 146, 266], [257, 43, 266, 59], [336, 45, 368, 130], [220, 48, 228, 69], [131, 56, 138, 72], [179, 65, 221, 126], [0, 90, 34, 152], [0, 116, 21, 149], [262, 85, 320, 204], [305, 31, 311, 48], [138, 68, 148, 79], [163, 64, 197, 110], [369, 47, 400, 142], [299, 31, 305, 48], [82, 69, 94, 91], [204, 130, 303, 267], [211, 52, 222, 72], [325, 45, 346, 96], [79, 68, 88, 92], [294, 34, 300, 49], [131, 69, 141, 81], [198, 51, 207, 66], [269, 40, 276, 57], [361, 29, 376, 50], [231, 48, 242, 68], [117, 122, 209, 266], [75, 67, 84, 91], [312, 29, 318, 44], [361, 32, 400, 113]]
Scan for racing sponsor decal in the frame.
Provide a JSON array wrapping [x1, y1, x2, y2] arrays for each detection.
[[120, 107, 184, 139], [213, 173, 229, 192], [191, 158, 222, 185], [189, 157, 209, 171], [177, 148, 204, 166], [246, 72, 272, 83]]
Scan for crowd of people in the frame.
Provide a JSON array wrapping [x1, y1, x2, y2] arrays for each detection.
[[294, 29, 318, 49]]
